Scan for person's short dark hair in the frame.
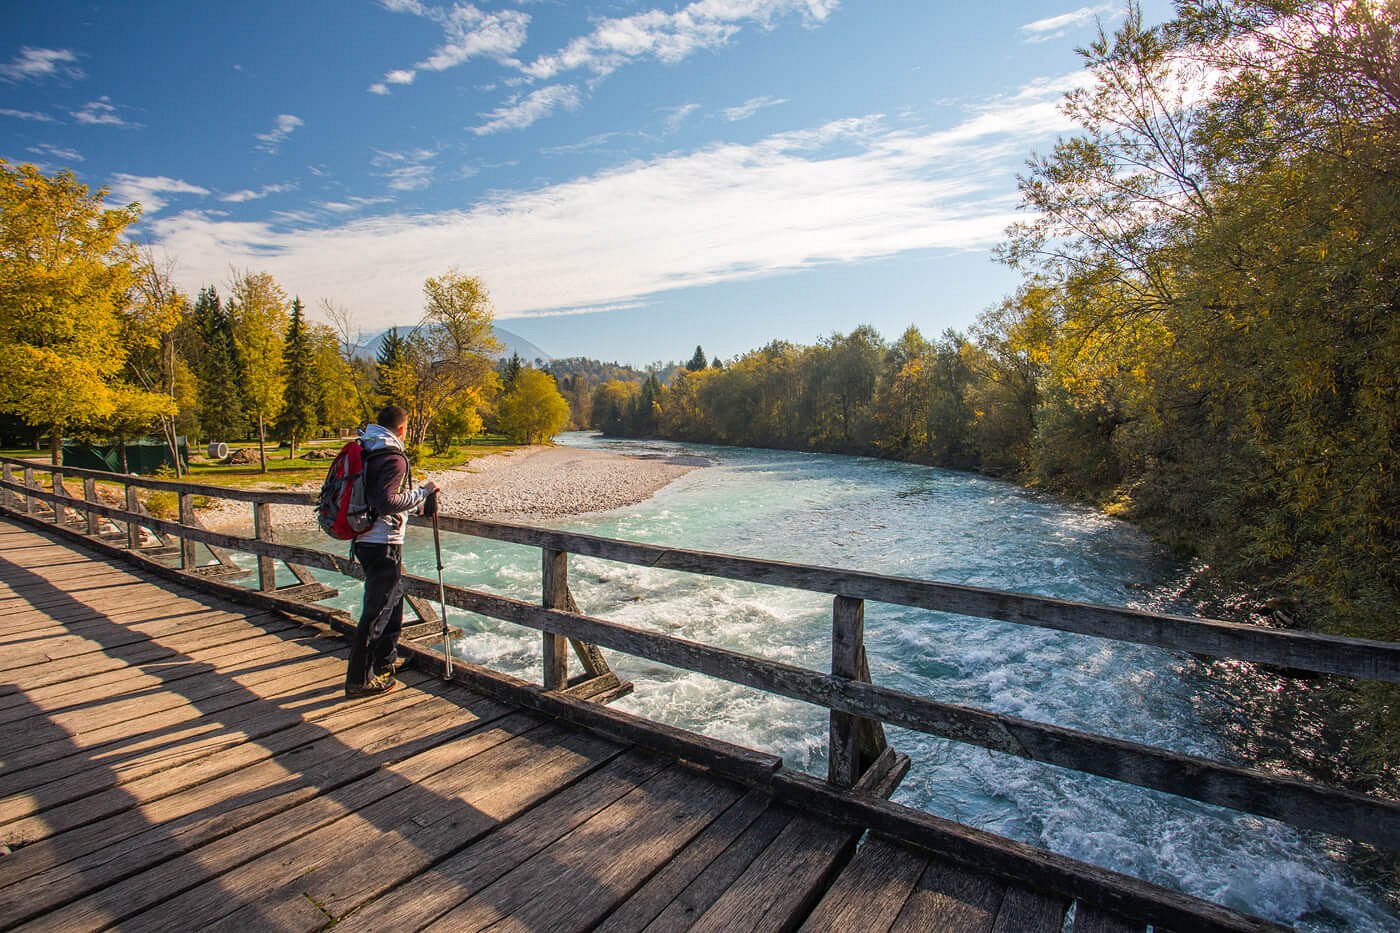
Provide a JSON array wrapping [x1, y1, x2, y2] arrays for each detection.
[[377, 405, 409, 431]]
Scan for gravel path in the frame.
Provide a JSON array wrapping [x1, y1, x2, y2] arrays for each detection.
[[199, 445, 702, 532]]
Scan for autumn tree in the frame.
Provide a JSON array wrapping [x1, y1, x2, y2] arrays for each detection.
[[0, 161, 150, 462], [228, 270, 288, 472], [497, 368, 569, 444]]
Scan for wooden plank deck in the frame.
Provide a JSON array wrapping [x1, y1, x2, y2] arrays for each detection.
[[0, 517, 1190, 931]]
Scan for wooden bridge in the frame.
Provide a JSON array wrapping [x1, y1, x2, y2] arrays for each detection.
[[1, 457, 1397, 932]]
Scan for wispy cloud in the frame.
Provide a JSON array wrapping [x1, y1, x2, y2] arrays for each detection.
[[371, 147, 438, 190], [1020, 5, 1117, 43], [370, 1, 530, 94], [0, 47, 83, 83], [319, 195, 394, 213], [72, 97, 139, 128], [523, 0, 838, 80], [150, 71, 1079, 327], [220, 183, 295, 203], [255, 114, 304, 153], [663, 103, 701, 133], [472, 85, 581, 135], [108, 173, 209, 214], [26, 143, 82, 163], [723, 95, 786, 122], [0, 108, 56, 123]]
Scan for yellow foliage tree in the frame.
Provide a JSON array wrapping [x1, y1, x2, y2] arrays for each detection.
[[497, 368, 569, 444]]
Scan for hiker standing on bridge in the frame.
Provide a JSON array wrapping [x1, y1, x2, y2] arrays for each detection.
[[347, 404, 437, 697]]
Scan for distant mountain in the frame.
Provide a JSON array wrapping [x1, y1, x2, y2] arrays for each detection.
[[355, 324, 551, 364]]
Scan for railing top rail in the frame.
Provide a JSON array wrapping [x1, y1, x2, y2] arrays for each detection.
[[0, 455, 314, 505], [5, 458, 1396, 681]]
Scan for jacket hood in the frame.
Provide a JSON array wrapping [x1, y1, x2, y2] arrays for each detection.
[[359, 422, 405, 454]]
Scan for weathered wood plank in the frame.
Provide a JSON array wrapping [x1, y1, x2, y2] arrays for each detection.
[[685, 814, 860, 933], [888, 855, 1007, 933], [335, 750, 675, 932], [635, 800, 796, 932], [769, 769, 1284, 932], [0, 688, 517, 924], [543, 547, 570, 689], [989, 886, 1070, 933], [594, 789, 775, 933], [416, 764, 742, 933], [800, 836, 930, 932], [1072, 903, 1146, 933], [21, 712, 549, 932]]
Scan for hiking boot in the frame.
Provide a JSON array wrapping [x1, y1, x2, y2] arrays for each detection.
[[345, 673, 400, 698], [374, 655, 413, 678]]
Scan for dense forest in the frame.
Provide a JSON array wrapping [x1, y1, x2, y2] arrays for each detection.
[[591, 1, 1399, 783]]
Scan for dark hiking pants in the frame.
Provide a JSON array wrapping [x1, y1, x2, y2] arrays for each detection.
[[348, 542, 404, 688]]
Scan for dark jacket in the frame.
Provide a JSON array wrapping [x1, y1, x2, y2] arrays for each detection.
[[357, 423, 427, 545]]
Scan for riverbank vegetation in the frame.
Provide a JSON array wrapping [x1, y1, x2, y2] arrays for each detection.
[[592, 1, 1399, 786]]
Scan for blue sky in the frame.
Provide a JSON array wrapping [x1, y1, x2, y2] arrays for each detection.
[[2, 1, 1168, 365]]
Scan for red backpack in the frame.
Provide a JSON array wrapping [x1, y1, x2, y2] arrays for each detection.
[[317, 440, 378, 540]]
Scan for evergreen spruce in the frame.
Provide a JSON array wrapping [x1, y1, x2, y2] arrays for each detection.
[[276, 298, 319, 458], [192, 287, 245, 443], [687, 345, 707, 372], [375, 326, 405, 401]]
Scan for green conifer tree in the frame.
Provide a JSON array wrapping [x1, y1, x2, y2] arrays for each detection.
[[276, 298, 318, 458], [191, 286, 245, 443]]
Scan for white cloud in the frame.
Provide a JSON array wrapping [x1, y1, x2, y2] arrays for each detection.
[[1020, 5, 1117, 43], [0, 47, 83, 83], [72, 97, 138, 127], [26, 144, 82, 162], [1, 108, 55, 122], [320, 196, 394, 213], [371, 2, 530, 94], [723, 95, 786, 122], [149, 71, 1080, 328], [371, 148, 439, 190], [107, 173, 209, 214], [220, 183, 295, 203], [255, 114, 304, 154], [523, 0, 837, 80], [663, 103, 701, 133], [472, 85, 581, 135]]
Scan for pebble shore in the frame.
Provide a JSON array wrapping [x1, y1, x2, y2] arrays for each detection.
[[199, 445, 702, 532]]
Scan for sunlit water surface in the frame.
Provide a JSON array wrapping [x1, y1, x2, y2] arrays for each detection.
[[267, 432, 1394, 930]]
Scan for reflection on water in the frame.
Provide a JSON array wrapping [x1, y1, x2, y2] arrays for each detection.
[[274, 432, 1395, 931]]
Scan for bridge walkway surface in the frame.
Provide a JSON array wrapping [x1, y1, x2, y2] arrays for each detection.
[[0, 517, 1242, 932]]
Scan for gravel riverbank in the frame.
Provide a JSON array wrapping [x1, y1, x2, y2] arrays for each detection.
[[198, 444, 702, 532]]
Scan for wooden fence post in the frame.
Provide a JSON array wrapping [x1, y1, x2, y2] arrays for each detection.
[[179, 492, 197, 570], [253, 502, 276, 591], [83, 477, 100, 536], [125, 486, 141, 549], [52, 471, 67, 525], [23, 467, 37, 516], [0, 463, 12, 510], [542, 548, 569, 690]]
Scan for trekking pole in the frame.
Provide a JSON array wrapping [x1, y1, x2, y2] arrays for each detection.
[[427, 491, 452, 679]]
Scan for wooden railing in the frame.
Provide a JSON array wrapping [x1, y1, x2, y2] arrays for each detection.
[[2, 455, 1397, 854]]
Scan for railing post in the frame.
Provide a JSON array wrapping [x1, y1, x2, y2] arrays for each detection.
[[124, 485, 141, 549], [23, 466, 37, 515], [179, 492, 197, 570], [253, 502, 276, 591], [830, 595, 866, 788], [542, 548, 569, 690], [0, 463, 12, 509], [52, 471, 67, 525], [83, 477, 100, 536]]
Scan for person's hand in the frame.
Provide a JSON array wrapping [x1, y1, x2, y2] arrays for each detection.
[[423, 480, 439, 496]]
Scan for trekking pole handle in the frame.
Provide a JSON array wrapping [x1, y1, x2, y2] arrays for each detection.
[[424, 490, 438, 518]]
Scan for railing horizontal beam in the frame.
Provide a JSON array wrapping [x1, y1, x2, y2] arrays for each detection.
[[5, 458, 1395, 681]]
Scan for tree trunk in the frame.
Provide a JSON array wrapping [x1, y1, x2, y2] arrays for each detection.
[[118, 432, 128, 472], [257, 416, 267, 473], [160, 416, 183, 477], [49, 425, 60, 466]]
